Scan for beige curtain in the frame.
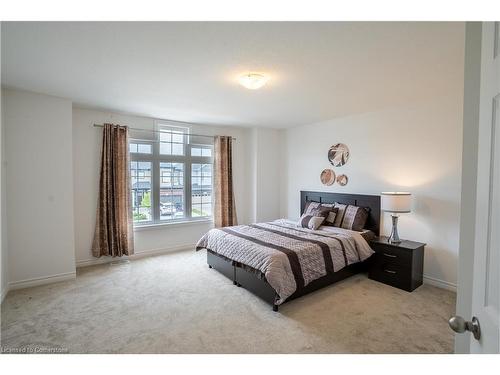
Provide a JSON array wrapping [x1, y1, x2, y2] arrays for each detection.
[[92, 124, 134, 257], [214, 136, 237, 227]]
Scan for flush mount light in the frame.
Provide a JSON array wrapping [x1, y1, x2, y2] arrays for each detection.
[[238, 72, 270, 90]]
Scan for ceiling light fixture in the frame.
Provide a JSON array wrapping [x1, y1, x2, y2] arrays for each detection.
[[238, 72, 270, 90]]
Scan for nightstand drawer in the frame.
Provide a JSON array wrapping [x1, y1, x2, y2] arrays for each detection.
[[369, 263, 411, 291], [371, 250, 410, 270], [370, 243, 412, 265]]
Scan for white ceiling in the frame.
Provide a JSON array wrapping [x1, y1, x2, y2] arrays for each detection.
[[1, 22, 464, 128]]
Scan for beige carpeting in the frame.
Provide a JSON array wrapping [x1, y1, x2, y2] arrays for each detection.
[[1, 250, 456, 353]]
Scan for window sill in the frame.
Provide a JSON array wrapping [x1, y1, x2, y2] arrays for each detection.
[[133, 219, 214, 232]]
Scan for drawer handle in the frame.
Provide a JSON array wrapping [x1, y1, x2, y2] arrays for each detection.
[[384, 269, 397, 274], [383, 253, 397, 258]]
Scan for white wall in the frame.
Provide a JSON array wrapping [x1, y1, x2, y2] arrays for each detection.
[[3, 89, 76, 288], [282, 93, 464, 288], [73, 107, 256, 265], [248, 128, 283, 222]]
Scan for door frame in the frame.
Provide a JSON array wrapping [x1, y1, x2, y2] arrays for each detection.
[[455, 22, 482, 354]]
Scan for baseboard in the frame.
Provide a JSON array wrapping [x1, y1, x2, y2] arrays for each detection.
[[4, 245, 195, 292], [76, 243, 195, 268], [9, 271, 77, 291], [423, 275, 457, 292], [130, 244, 195, 260]]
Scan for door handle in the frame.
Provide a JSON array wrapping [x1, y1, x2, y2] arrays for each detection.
[[448, 316, 481, 340]]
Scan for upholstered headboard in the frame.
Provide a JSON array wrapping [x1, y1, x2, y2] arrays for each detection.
[[300, 191, 381, 236]]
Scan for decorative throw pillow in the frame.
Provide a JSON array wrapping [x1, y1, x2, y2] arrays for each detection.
[[297, 206, 330, 230], [322, 207, 339, 226], [297, 214, 326, 230], [303, 201, 320, 215], [333, 203, 348, 227], [313, 205, 333, 217], [341, 205, 369, 231], [303, 201, 334, 216]]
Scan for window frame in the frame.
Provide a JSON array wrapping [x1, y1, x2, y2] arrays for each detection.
[[190, 162, 213, 219], [129, 122, 214, 227], [129, 140, 153, 155], [130, 159, 153, 225]]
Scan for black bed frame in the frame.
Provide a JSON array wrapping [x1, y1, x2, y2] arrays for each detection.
[[206, 191, 381, 311]]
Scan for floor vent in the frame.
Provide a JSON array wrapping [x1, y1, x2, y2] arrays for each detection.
[[109, 259, 131, 266]]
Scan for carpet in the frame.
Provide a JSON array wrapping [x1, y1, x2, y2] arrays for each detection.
[[1, 249, 456, 353]]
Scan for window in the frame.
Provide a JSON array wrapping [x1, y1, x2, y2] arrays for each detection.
[[190, 145, 212, 157], [129, 123, 213, 226], [130, 161, 152, 223], [191, 163, 212, 217], [160, 162, 184, 220], [129, 142, 152, 154]]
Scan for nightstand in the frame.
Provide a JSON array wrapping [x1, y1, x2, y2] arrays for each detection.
[[368, 236, 425, 292]]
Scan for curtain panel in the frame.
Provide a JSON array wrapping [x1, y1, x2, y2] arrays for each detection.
[[92, 123, 134, 257], [213, 136, 237, 227]]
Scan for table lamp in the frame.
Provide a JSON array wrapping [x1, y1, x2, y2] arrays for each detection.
[[381, 192, 412, 244]]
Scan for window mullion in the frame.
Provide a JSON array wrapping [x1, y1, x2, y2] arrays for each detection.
[[185, 142, 192, 220], [152, 159, 161, 223], [185, 160, 192, 220], [151, 134, 159, 223]]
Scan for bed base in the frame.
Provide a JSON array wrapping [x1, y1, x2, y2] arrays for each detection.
[[207, 250, 370, 312]]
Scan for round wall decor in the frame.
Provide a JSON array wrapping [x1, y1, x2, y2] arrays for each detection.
[[336, 174, 349, 186], [320, 169, 336, 186], [328, 143, 350, 167]]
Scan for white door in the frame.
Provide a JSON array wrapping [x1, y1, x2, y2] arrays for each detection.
[[455, 22, 500, 354]]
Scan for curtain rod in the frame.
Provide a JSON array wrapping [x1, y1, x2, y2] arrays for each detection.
[[92, 124, 236, 141]]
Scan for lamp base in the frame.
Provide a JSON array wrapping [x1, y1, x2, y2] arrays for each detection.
[[388, 214, 401, 244]]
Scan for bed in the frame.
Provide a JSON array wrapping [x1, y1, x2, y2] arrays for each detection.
[[196, 191, 381, 311]]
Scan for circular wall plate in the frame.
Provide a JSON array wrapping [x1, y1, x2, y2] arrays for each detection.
[[320, 169, 336, 186], [328, 143, 350, 167], [336, 174, 349, 186]]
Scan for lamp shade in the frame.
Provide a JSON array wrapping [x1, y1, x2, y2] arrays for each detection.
[[381, 192, 412, 213]]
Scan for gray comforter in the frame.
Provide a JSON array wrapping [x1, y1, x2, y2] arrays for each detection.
[[196, 220, 374, 305]]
